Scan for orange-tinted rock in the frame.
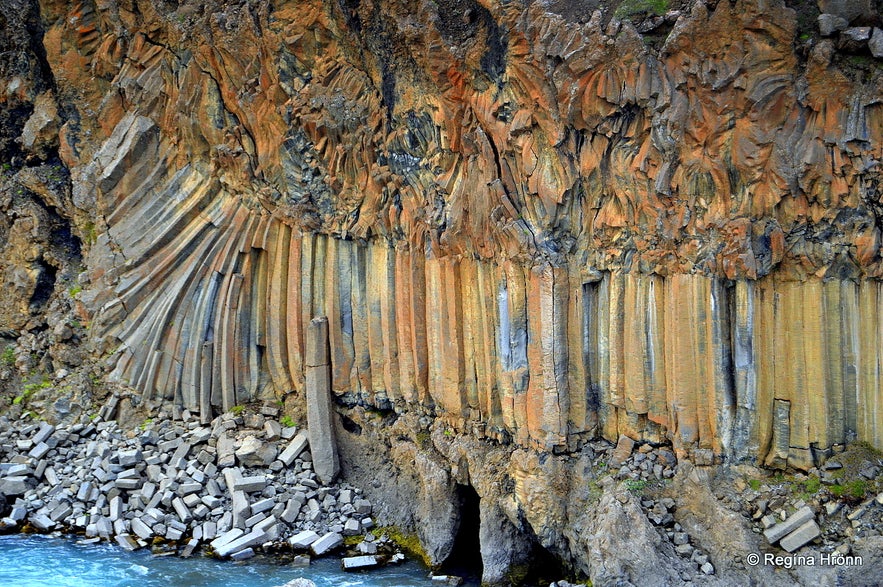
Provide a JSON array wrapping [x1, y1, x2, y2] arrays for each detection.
[[3, 0, 881, 462]]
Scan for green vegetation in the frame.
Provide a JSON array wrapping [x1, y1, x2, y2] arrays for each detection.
[[625, 479, 648, 493], [82, 221, 97, 245], [748, 479, 762, 491], [68, 284, 82, 297], [803, 476, 821, 494], [280, 415, 295, 428], [614, 0, 668, 20], [789, 475, 823, 501], [372, 526, 428, 565], [230, 405, 245, 416], [140, 418, 154, 431], [846, 479, 868, 499], [13, 378, 51, 406], [415, 430, 432, 448], [2, 346, 15, 367]]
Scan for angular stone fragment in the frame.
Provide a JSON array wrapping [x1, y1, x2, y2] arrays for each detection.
[[235, 436, 277, 467], [115, 534, 141, 551], [0, 477, 30, 496], [278, 431, 309, 467], [342, 555, 379, 570], [211, 528, 245, 551], [764, 506, 815, 544], [780, 520, 821, 552], [306, 318, 339, 485], [870, 28, 883, 58], [289, 530, 321, 549], [28, 442, 49, 459], [216, 435, 236, 468], [131, 518, 153, 539], [251, 498, 275, 513], [281, 499, 302, 523], [310, 532, 343, 556], [232, 491, 251, 528], [230, 548, 255, 561], [32, 423, 55, 445], [118, 449, 143, 467], [215, 529, 268, 557], [173, 497, 193, 523], [233, 476, 267, 493], [818, 13, 849, 36], [609, 435, 635, 466]]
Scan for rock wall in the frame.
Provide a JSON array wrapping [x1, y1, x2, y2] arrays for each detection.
[[19, 0, 877, 465], [2, 0, 883, 581]]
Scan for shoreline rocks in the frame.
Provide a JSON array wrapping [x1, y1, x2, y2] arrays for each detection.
[[0, 407, 402, 568]]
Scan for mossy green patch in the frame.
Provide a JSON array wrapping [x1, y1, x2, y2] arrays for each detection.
[[614, 0, 668, 20], [373, 526, 428, 565], [1, 346, 14, 367], [13, 377, 51, 406], [625, 479, 648, 493]]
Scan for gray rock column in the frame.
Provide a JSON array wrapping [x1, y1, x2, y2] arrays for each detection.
[[306, 317, 339, 485]]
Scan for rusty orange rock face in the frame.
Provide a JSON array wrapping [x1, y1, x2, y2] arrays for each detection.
[[10, 0, 881, 465]]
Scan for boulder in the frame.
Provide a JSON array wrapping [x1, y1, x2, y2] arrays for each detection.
[[235, 436, 278, 467], [870, 28, 883, 58], [817, 0, 877, 24]]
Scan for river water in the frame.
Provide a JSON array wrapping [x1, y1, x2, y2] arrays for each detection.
[[0, 534, 449, 587]]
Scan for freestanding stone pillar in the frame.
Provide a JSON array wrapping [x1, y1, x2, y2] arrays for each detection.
[[306, 316, 339, 484]]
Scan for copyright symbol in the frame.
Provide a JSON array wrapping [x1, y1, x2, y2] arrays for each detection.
[[746, 553, 760, 566]]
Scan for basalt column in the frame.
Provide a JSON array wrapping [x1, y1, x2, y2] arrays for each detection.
[[26, 0, 879, 470], [306, 316, 339, 486]]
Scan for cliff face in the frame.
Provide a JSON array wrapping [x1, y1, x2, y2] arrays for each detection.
[[2, 0, 883, 581]]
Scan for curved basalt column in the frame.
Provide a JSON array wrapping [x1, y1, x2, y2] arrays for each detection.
[[30, 0, 883, 464]]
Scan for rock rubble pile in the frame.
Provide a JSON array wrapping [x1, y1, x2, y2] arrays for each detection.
[[0, 404, 400, 565]]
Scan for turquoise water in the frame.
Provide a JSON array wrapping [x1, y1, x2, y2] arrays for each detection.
[[0, 534, 443, 587]]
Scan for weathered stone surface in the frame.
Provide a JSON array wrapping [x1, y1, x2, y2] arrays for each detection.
[[289, 530, 321, 549], [341, 555, 379, 570], [306, 318, 339, 485], [780, 520, 821, 552], [609, 435, 636, 467], [310, 532, 343, 556], [215, 529, 268, 558], [115, 534, 140, 551], [819, 13, 850, 36], [817, 0, 877, 24], [236, 436, 278, 467], [870, 28, 883, 57], [764, 507, 816, 544], [3, 0, 883, 581], [279, 432, 309, 467]]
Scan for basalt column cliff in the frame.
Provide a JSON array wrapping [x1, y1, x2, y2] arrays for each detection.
[[1, 0, 883, 583]]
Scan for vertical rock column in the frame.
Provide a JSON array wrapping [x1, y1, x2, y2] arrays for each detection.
[[306, 317, 339, 485]]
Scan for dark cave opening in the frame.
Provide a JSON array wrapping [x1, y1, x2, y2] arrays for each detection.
[[441, 483, 483, 581], [28, 257, 56, 309], [521, 541, 569, 586]]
